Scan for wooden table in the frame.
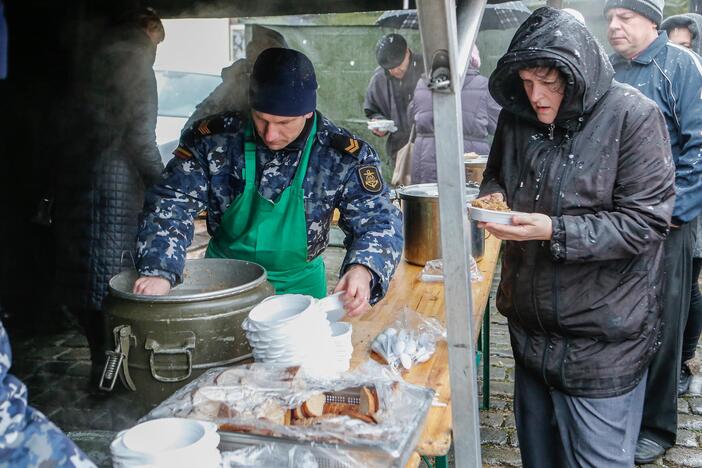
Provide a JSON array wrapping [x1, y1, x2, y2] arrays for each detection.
[[347, 234, 501, 466]]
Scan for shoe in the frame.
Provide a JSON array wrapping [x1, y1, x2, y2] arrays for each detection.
[[679, 365, 693, 396], [635, 437, 666, 464]]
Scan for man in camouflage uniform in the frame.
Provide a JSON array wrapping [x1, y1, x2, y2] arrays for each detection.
[[0, 321, 95, 467], [133, 48, 403, 316]]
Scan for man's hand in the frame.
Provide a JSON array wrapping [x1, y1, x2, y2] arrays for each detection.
[[370, 118, 388, 137], [478, 213, 553, 241], [334, 265, 373, 317], [133, 276, 171, 295]]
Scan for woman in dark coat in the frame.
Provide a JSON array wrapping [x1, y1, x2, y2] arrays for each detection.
[[409, 46, 500, 184], [53, 9, 165, 383], [478, 8, 675, 467]]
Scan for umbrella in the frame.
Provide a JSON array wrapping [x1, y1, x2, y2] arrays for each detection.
[[376, 1, 532, 31]]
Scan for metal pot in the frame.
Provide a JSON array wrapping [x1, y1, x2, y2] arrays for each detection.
[[397, 183, 484, 266], [464, 155, 488, 185], [101, 259, 274, 405]]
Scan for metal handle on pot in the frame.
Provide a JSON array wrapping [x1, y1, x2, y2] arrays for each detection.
[[145, 332, 196, 383]]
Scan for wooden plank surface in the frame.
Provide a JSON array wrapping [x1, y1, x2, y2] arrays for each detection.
[[348, 233, 501, 459]]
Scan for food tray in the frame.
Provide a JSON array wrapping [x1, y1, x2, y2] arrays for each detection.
[[142, 362, 434, 467]]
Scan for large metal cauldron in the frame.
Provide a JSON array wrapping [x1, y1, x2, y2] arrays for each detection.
[[397, 183, 484, 266], [103, 259, 273, 405]]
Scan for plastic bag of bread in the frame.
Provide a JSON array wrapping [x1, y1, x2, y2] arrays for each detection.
[[141, 361, 434, 467]]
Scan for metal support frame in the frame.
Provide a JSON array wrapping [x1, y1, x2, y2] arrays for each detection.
[[482, 299, 490, 410], [416, 0, 487, 466]]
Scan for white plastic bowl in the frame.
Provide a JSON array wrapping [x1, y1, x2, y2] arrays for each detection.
[[248, 294, 316, 324], [318, 291, 346, 322], [112, 418, 220, 468], [469, 206, 526, 225]]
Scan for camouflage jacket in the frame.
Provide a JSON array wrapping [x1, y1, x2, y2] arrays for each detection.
[[0, 321, 95, 467], [136, 111, 403, 303]]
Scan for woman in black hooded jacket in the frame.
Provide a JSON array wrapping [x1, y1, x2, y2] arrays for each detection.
[[477, 7, 675, 467]]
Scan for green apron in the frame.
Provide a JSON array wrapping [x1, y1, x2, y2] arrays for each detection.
[[205, 115, 327, 298]]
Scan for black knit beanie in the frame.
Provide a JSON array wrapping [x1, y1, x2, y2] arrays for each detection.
[[375, 33, 407, 70], [249, 48, 317, 117]]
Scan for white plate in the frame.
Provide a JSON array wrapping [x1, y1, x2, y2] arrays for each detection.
[[469, 206, 525, 225]]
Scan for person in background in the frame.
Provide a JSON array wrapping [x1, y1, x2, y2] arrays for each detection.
[[184, 25, 288, 128], [364, 33, 423, 165], [479, 7, 675, 466], [605, 0, 702, 462], [134, 48, 403, 316], [53, 7, 165, 387], [661, 13, 702, 50], [409, 45, 500, 184], [660, 12, 702, 397], [0, 320, 96, 467]]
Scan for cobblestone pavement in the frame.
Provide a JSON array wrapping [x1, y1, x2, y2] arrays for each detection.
[[5, 241, 702, 466]]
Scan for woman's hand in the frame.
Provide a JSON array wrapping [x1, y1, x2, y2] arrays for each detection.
[[133, 276, 171, 295], [334, 265, 373, 317], [479, 213, 553, 241]]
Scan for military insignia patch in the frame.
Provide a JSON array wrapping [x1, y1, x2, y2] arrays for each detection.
[[358, 165, 383, 193], [173, 146, 193, 160], [197, 119, 212, 136], [331, 133, 362, 157]]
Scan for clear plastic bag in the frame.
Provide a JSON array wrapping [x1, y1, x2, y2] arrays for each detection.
[[141, 361, 434, 467], [370, 307, 447, 373], [418, 257, 483, 283]]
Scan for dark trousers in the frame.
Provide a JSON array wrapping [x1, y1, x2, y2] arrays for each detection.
[[640, 223, 694, 448], [72, 308, 107, 381], [682, 257, 702, 364], [514, 364, 646, 468]]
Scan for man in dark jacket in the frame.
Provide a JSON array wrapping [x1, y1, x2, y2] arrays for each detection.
[[479, 8, 675, 467], [53, 8, 165, 385], [605, 1, 702, 462], [363, 33, 423, 165], [661, 10, 702, 400]]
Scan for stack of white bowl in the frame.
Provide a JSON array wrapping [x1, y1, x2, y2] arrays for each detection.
[[111, 418, 220, 468], [243, 293, 352, 376]]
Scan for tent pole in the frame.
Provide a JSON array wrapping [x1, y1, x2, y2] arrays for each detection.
[[416, 0, 487, 466]]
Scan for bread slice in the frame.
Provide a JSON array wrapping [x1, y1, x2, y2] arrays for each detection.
[[302, 393, 326, 418], [359, 386, 378, 415], [293, 406, 306, 421]]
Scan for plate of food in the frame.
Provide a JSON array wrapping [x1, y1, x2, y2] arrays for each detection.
[[469, 198, 525, 225], [367, 119, 397, 133]]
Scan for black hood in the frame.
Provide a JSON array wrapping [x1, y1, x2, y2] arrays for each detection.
[[489, 7, 614, 130], [661, 13, 702, 55]]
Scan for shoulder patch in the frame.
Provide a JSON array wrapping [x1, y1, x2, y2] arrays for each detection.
[[173, 145, 193, 160], [330, 133, 362, 157], [358, 165, 383, 193], [192, 112, 241, 137]]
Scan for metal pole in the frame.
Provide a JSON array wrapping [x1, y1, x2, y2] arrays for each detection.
[[416, 0, 487, 466], [691, 0, 702, 14]]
